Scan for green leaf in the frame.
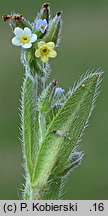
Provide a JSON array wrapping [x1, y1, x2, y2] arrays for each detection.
[[31, 70, 103, 199], [21, 75, 39, 179]]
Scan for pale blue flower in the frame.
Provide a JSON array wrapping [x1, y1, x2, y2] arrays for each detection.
[[55, 87, 64, 94], [36, 19, 48, 33]]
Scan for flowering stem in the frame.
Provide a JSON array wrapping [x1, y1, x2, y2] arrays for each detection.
[[3, 4, 103, 200]]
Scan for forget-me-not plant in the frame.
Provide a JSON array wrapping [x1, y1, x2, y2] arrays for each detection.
[[3, 3, 103, 200]]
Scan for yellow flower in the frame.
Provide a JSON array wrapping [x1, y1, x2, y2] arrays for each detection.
[[35, 41, 57, 63]]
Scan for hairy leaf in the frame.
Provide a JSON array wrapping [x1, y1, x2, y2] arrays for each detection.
[[21, 74, 39, 179], [31, 70, 102, 199]]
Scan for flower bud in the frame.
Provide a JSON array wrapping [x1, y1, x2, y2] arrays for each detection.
[[44, 11, 62, 46], [36, 3, 50, 24], [2, 13, 32, 31], [38, 80, 57, 112]]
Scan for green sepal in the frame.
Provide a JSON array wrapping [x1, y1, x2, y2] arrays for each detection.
[[44, 12, 62, 45], [25, 49, 46, 77], [37, 3, 50, 23]]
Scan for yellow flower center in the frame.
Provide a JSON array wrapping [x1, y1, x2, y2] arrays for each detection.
[[40, 46, 49, 55], [40, 25, 45, 30], [20, 35, 30, 44]]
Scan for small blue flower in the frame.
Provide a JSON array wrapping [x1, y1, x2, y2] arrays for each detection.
[[36, 19, 48, 33], [55, 87, 65, 94]]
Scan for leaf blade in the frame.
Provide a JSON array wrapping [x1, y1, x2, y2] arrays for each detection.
[[32, 70, 103, 199], [21, 75, 39, 179]]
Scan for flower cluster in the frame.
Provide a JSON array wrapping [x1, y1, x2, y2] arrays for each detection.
[[11, 18, 57, 63]]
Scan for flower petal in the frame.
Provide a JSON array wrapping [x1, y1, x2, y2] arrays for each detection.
[[36, 19, 43, 30], [38, 41, 46, 48], [14, 27, 24, 37], [30, 34, 37, 43], [39, 28, 45, 34], [47, 42, 55, 50], [12, 37, 22, 46], [35, 49, 41, 58], [48, 50, 57, 58], [24, 27, 32, 36], [22, 42, 32, 49], [41, 55, 49, 63], [43, 19, 48, 27]]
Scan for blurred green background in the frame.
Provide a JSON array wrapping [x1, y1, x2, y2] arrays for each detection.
[[0, 0, 108, 199]]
